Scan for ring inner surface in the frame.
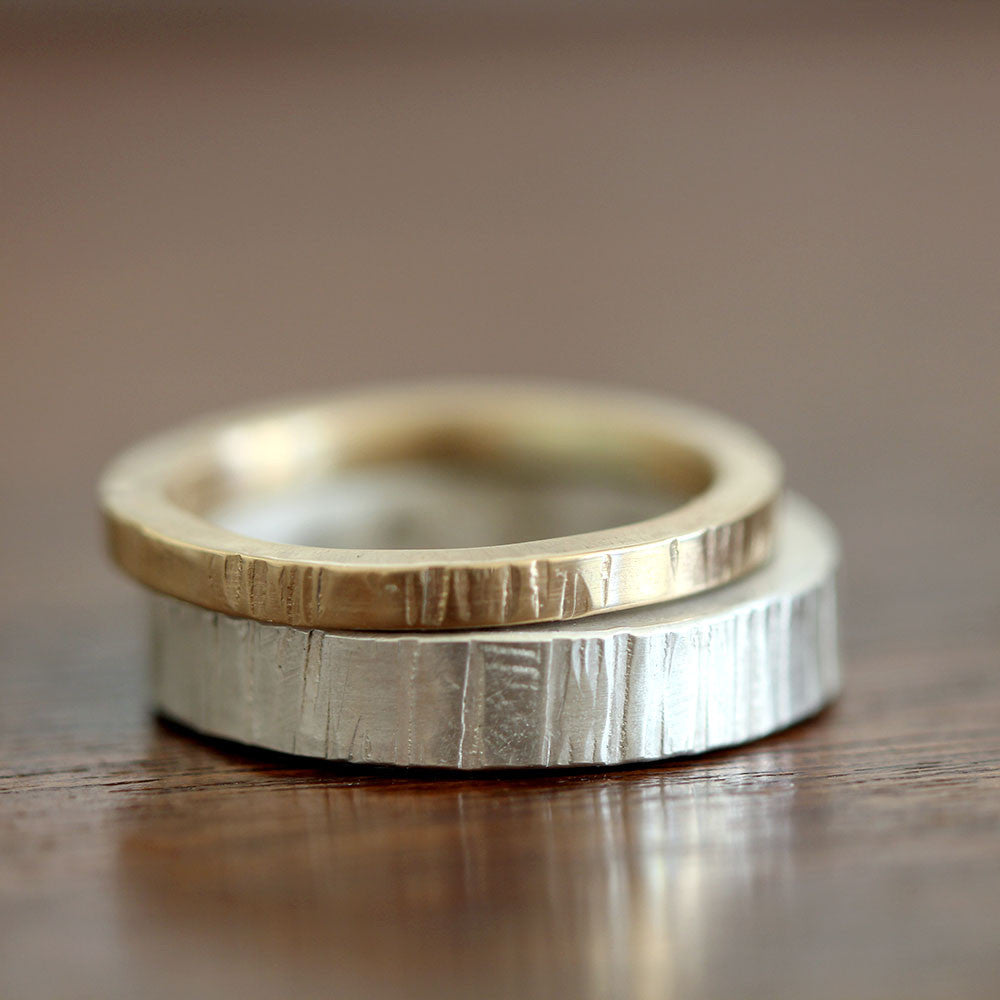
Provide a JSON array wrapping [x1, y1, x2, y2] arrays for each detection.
[[176, 414, 713, 550], [210, 460, 689, 549]]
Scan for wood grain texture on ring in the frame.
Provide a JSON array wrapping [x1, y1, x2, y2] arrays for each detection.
[[99, 382, 782, 630], [151, 495, 838, 769]]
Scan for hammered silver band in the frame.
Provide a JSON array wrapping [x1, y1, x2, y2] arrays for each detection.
[[151, 494, 839, 769]]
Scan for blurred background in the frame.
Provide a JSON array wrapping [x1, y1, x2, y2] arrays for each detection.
[[3, 4, 1000, 999], [3, 1, 999, 652], [4, 1, 1000, 660]]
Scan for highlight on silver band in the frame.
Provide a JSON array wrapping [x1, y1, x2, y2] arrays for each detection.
[[151, 495, 839, 769]]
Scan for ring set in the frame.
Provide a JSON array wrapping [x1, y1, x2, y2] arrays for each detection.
[[100, 382, 840, 769]]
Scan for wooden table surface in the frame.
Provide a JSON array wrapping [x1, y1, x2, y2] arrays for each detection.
[[2, 6, 999, 998]]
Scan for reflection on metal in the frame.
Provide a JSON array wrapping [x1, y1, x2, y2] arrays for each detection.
[[149, 495, 839, 768]]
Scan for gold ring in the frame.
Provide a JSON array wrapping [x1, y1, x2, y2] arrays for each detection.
[[99, 382, 782, 630]]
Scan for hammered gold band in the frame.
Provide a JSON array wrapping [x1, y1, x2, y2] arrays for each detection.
[[99, 383, 782, 630]]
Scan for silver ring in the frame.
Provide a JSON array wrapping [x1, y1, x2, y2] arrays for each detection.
[[150, 493, 840, 769]]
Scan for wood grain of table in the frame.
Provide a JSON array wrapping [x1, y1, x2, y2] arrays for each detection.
[[2, 6, 999, 998]]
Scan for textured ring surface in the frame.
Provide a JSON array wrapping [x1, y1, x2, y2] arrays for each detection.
[[150, 494, 839, 769], [101, 382, 782, 630]]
